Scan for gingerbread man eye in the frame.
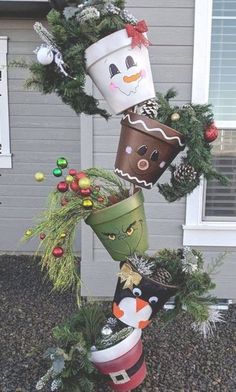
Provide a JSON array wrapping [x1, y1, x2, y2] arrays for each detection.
[[126, 227, 134, 236], [125, 56, 137, 69], [109, 64, 120, 78], [137, 145, 148, 156], [150, 150, 159, 161]]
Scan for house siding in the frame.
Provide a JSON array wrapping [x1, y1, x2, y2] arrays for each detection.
[[0, 1, 235, 299], [0, 18, 81, 253]]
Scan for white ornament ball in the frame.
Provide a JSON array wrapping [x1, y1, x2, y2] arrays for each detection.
[[37, 46, 54, 65]]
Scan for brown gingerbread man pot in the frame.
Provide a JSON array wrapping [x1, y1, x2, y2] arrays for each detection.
[[115, 112, 185, 189]]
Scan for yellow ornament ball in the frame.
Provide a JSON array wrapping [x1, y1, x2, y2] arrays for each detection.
[[171, 112, 180, 121], [34, 172, 45, 182], [78, 177, 91, 189], [25, 229, 32, 236], [65, 175, 74, 184], [60, 233, 66, 239]]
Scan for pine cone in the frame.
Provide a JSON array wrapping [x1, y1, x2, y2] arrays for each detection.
[[174, 163, 197, 183], [136, 99, 159, 119], [153, 268, 172, 285]]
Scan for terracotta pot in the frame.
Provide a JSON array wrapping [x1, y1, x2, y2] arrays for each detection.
[[114, 112, 185, 189], [112, 261, 178, 329], [85, 29, 155, 114], [90, 329, 146, 391], [85, 190, 148, 261]]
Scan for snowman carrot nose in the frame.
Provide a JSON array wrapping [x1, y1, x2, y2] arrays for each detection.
[[136, 297, 149, 312], [123, 72, 141, 83]]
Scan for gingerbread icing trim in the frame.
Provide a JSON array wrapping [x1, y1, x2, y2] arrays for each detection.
[[122, 113, 185, 147], [115, 168, 153, 188]]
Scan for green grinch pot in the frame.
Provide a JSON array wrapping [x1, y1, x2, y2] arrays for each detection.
[[85, 190, 148, 261]]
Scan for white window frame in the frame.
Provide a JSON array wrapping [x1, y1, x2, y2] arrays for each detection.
[[0, 36, 12, 168], [183, 0, 236, 247]]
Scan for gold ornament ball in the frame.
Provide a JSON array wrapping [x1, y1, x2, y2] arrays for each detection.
[[82, 199, 93, 209], [171, 112, 180, 121], [60, 233, 66, 238], [66, 175, 74, 184], [34, 172, 45, 182], [25, 229, 32, 236], [78, 177, 91, 189]]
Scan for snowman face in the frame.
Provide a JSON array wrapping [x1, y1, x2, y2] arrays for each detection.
[[107, 51, 146, 96]]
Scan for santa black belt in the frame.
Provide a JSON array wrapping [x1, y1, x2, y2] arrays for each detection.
[[105, 352, 145, 385]]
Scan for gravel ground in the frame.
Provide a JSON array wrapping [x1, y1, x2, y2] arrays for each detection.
[[0, 255, 236, 392]]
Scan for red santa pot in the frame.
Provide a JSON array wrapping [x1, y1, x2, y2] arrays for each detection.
[[115, 112, 185, 189], [85, 27, 155, 114], [90, 329, 146, 391]]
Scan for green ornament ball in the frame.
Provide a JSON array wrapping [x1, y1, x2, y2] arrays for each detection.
[[57, 157, 68, 169], [53, 168, 62, 177]]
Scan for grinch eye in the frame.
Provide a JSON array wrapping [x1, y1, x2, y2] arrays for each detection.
[[150, 150, 159, 161], [133, 288, 142, 297], [149, 296, 158, 304], [126, 227, 134, 236], [137, 145, 148, 156], [125, 55, 137, 69], [108, 234, 116, 241], [109, 64, 120, 78]]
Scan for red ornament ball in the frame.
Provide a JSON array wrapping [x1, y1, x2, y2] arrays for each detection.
[[80, 188, 91, 197], [204, 123, 219, 143], [52, 246, 64, 258], [57, 181, 69, 193], [40, 233, 46, 240], [76, 172, 87, 181], [70, 181, 80, 192], [69, 169, 77, 176]]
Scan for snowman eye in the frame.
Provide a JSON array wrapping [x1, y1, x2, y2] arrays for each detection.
[[150, 150, 159, 161], [149, 296, 158, 304], [137, 145, 148, 156], [109, 64, 120, 78], [132, 288, 142, 297], [126, 56, 137, 69]]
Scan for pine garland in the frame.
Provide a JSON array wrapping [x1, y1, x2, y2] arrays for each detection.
[[26, 1, 137, 118], [23, 168, 128, 291], [154, 89, 229, 202], [147, 248, 225, 330]]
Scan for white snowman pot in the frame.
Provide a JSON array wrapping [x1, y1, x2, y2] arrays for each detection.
[[85, 28, 155, 114]]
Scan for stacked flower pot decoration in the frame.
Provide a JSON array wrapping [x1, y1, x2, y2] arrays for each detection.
[[26, 2, 228, 391]]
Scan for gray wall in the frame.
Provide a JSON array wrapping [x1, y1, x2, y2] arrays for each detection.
[[0, 18, 81, 253]]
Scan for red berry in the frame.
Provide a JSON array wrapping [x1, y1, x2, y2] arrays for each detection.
[[52, 246, 64, 258], [97, 196, 105, 203], [61, 197, 69, 206], [40, 233, 46, 240]]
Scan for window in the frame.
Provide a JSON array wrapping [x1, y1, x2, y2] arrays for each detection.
[[183, 0, 236, 247], [0, 36, 12, 168]]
